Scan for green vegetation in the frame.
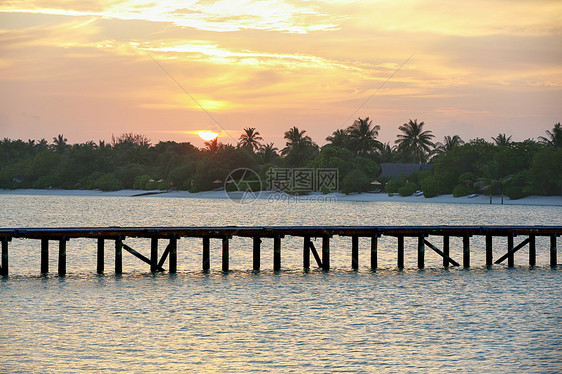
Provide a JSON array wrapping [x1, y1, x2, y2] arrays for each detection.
[[1, 122, 560, 198]]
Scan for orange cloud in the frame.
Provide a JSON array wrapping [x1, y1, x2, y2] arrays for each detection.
[[0, 1, 560, 147]]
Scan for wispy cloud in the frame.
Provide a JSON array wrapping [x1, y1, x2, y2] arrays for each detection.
[[0, 0, 342, 33]]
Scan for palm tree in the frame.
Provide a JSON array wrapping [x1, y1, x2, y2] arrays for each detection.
[[491, 133, 512, 146], [281, 126, 318, 167], [376, 142, 398, 163], [204, 138, 220, 153], [281, 127, 313, 156], [538, 123, 562, 147], [112, 133, 151, 147], [325, 129, 350, 148], [346, 117, 381, 156], [238, 127, 263, 152], [37, 138, 49, 152], [475, 160, 512, 204], [395, 119, 435, 163], [434, 135, 464, 155], [52, 134, 68, 154], [258, 143, 279, 164]]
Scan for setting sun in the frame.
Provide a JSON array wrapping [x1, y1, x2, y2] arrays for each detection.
[[198, 130, 218, 141]]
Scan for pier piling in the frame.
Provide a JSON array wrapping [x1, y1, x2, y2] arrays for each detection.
[[273, 236, 281, 271], [463, 235, 470, 268], [303, 236, 310, 270], [150, 238, 158, 273], [443, 236, 450, 268], [41, 238, 49, 274], [322, 236, 330, 271], [397, 236, 404, 269], [97, 238, 104, 274], [253, 237, 261, 271], [222, 237, 229, 272], [486, 234, 493, 266], [551, 235, 557, 267], [1, 238, 9, 276], [507, 234, 515, 268], [202, 237, 210, 272], [58, 238, 67, 276], [115, 237, 123, 274], [351, 235, 359, 270], [417, 236, 425, 269], [529, 235, 536, 267], [371, 236, 378, 270], [169, 237, 177, 273]]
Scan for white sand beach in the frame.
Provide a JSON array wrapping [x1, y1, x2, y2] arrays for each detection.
[[1, 188, 561, 206]]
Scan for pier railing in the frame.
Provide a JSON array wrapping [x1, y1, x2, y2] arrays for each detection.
[[0, 226, 559, 276]]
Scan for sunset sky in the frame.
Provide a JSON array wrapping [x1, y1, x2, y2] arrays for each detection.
[[1, 0, 561, 148]]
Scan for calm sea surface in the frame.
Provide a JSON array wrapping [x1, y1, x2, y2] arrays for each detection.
[[1, 193, 561, 372]]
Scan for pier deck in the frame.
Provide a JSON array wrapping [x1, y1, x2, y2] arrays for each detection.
[[0, 225, 559, 275]]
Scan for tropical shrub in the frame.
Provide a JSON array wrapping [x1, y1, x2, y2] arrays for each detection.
[[420, 176, 440, 198], [95, 173, 123, 191], [452, 183, 473, 197], [398, 182, 417, 196], [133, 174, 152, 190]]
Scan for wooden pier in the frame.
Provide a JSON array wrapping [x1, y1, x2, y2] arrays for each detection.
[[0, 226, 559, 276]]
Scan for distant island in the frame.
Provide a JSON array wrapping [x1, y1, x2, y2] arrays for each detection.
[[1, 120, 560, 199]]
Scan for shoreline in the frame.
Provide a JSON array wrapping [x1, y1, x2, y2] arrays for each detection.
[[1, 188, 561, 206]]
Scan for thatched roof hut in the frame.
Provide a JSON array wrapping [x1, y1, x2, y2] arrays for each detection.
[[379, 163, 433, 179]]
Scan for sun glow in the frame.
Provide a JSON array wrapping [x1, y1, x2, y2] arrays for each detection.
[[198, 130, 218, 141]]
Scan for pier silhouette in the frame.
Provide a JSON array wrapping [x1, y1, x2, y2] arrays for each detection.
[[0, 226, 559, 276]]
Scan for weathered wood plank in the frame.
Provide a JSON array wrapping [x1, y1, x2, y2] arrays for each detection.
[[1, 225, 561, 241]]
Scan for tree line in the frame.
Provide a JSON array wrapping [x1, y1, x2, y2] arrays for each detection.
[[0, 121, 560, 198]]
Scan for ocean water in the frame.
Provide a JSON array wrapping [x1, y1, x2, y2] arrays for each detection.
[[1, 193, 561, 372]]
